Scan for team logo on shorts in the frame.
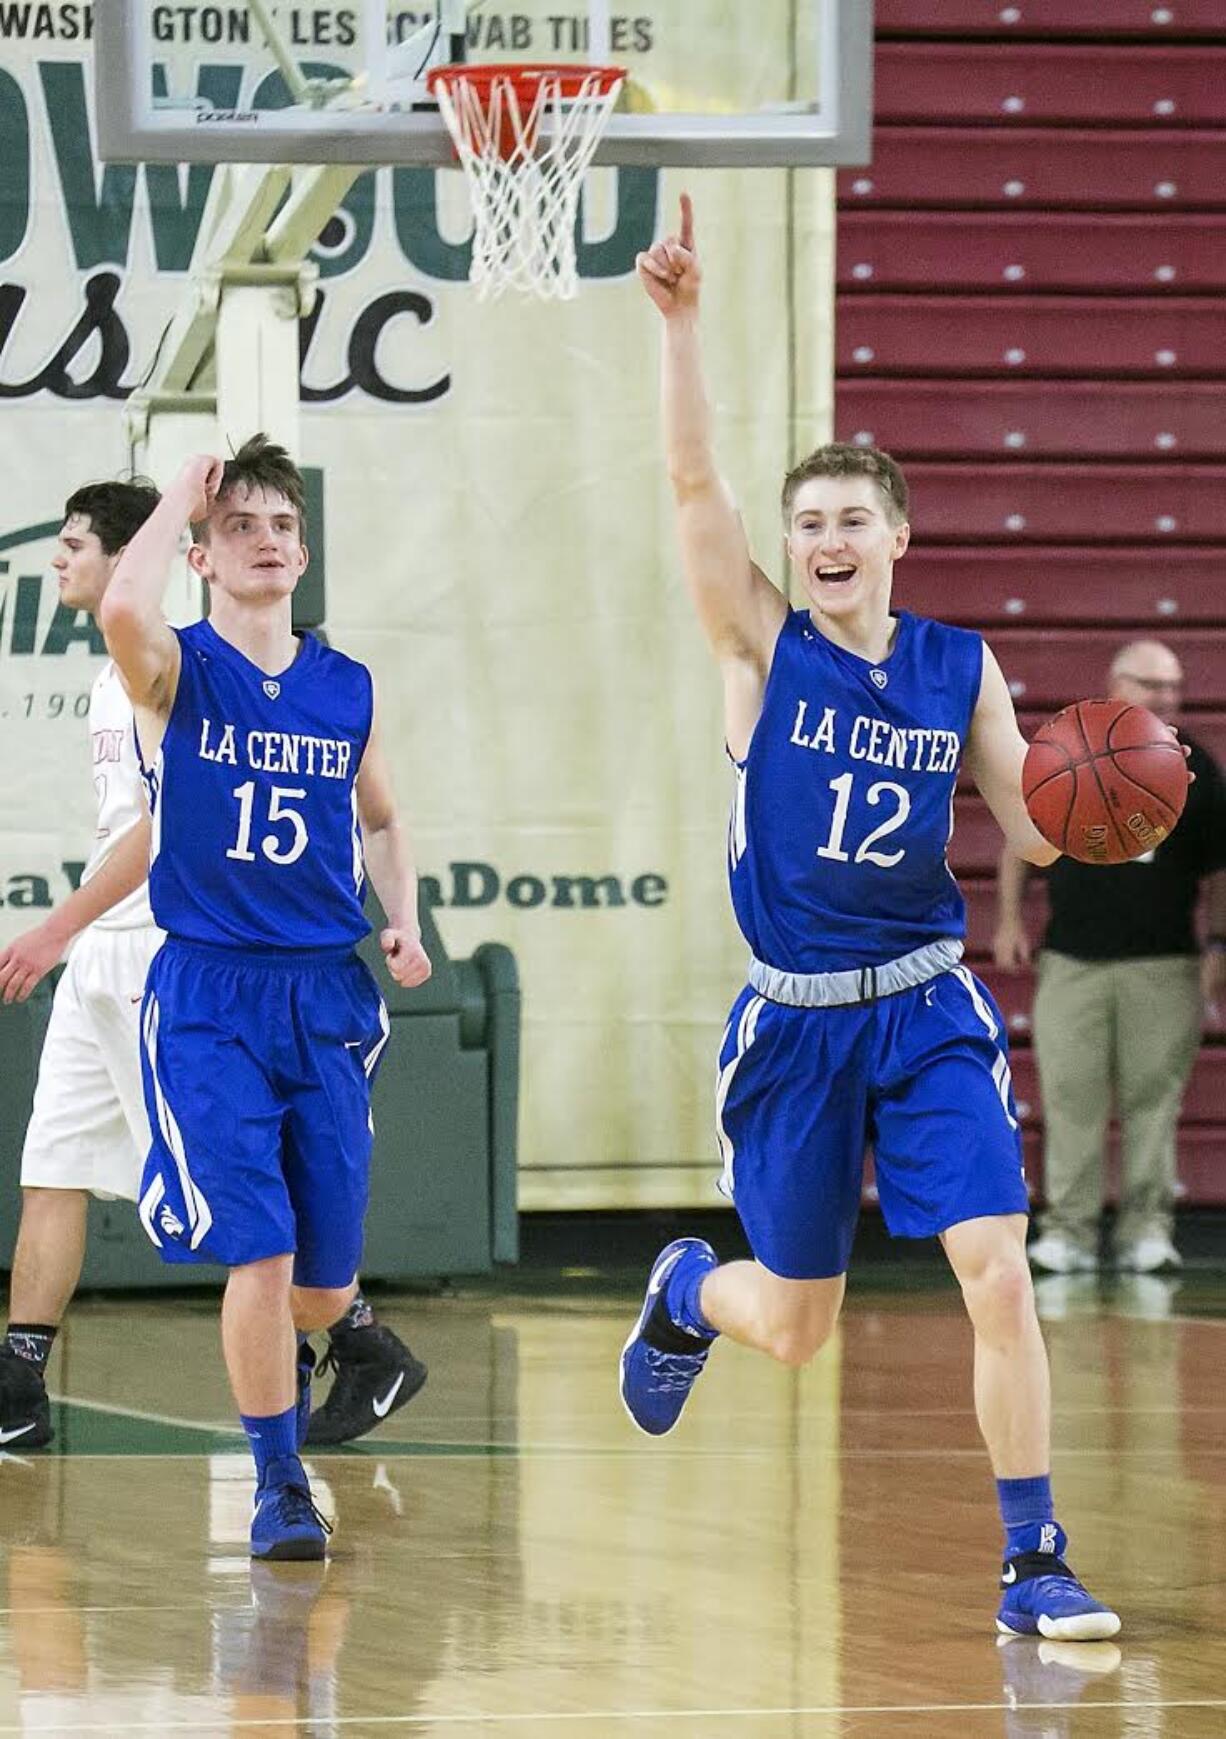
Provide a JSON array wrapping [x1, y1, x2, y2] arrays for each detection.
[[870, 669, 888, 689], [262, 680, 281, 699], [159, 1203, 185, 1237]]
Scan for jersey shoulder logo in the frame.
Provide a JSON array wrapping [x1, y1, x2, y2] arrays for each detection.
[[262, 680, 281, 700]]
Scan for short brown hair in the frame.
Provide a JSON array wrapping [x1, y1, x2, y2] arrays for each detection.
[[194, 433, 306, 540], [781, 443, 909, 527]]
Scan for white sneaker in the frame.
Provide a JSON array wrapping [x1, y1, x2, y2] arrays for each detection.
[[1027, 1232, 1098, 1274], [1116, 1235, 1181, 1274]]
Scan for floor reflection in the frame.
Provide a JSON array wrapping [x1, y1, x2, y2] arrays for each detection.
[[0, 1278, 1222, 1735]]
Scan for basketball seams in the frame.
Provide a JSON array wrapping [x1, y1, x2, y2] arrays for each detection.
[[1105, 759, 1180, 827], [1050, 757, 1078, 849], [1023, 697, 1187, 864], [1071, 701, 1131, 859], [1022, 744, 1076, 803]]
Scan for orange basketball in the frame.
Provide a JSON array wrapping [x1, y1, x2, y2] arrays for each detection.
[[1022, 699, 1189, 866]]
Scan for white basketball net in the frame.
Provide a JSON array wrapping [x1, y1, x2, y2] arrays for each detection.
[[433, 68, 625, 302]]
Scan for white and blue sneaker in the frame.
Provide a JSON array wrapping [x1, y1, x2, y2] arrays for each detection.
[[619, 1238, 717, 1437], [997, 1525, 1120, 1640], [250, 1456, 332, 1562]]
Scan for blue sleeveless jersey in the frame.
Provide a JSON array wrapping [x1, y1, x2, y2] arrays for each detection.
[[144, 621, 373, 950], [729, 609, 984, 973]]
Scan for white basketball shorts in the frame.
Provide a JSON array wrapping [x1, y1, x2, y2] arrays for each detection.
[[21, 925, 165, 1201]]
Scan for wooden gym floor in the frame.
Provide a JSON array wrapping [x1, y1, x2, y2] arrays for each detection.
[[1, 1253, 1224, 1737]]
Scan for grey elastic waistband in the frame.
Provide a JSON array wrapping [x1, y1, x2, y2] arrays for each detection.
[[747, 937, 964, 1008]]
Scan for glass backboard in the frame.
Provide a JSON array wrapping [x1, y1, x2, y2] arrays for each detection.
[[95, 0, 873, 168]]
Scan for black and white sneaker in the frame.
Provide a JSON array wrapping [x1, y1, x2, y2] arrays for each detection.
[[305, 1324, 427, 1446], [0, 1350, 52, 1451]]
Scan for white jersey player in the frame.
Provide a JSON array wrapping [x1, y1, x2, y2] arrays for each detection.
[[0, 480, 163, 1448]]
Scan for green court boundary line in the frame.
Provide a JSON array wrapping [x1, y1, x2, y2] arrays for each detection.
[[48, 1393, 243, 1434]]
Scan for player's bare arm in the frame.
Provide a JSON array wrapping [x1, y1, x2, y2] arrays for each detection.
[[101, 456, 218, 749], [0, 815, 152, 1005], [964, 644, 1059, 867], [639, 194, 787, 756], [355, 704, 431, 990]]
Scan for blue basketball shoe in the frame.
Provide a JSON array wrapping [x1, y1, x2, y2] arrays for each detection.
[[996, 1525, 1121, 1641], [250, 1456, 332, 1562], [620, 1238, 717, 1436]]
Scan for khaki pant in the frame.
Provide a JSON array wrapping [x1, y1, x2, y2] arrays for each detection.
[[1033, 951, 1202, 1253]]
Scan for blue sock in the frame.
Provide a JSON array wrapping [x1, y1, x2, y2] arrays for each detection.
[[666, 1248, 718, 1341], [241, 1405, 300, 1488], [997, 1475, 1061, 1558]]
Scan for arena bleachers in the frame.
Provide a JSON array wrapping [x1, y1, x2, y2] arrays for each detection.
[[838, 297, 1226, 375], [839, 7, 1226, 1206], [902, 548, 1226, 627], [838, 210, 1226, 294], [874, 0, 1226, 40], [841, 381, 1226, 457]]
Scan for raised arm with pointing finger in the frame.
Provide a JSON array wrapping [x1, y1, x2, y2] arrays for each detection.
[[638, 194, 787, 760]]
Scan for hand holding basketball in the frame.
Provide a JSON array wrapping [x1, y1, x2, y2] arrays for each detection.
[[1023, 699, 1190, 865], [637, 193, 701, 316]]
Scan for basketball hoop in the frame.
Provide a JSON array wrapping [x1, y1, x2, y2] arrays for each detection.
[[428, 63, 625, 302]]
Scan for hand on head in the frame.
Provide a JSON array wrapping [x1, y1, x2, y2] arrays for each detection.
[[178, 454, 225, 524], [636, 192, 700, 316]]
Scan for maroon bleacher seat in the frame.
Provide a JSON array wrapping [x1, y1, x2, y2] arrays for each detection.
[[874, 0, 1226, 38], [874, 44, 1226, 127], [951, 795, 1006, 877], [838, 129, 1226, 210], [838, 381, 1226, 459], [903, 463, 1226, 541], [1171, 1130, 1226, 1204], [990, 628, 1226, 708], [898, 546, 1226, 628], [837, 213, 1226, 295], [961, 878, 1046, 960], [841, 6, 1226, 1212], [837, 297, 1226, 378]]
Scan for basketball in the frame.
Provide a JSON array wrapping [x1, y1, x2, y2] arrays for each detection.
[[1022, 699, 1190, 866]]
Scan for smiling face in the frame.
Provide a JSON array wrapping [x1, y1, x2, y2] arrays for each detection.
[[52, 514, 117, 615], [785, 475, 910, 627], [188, 481, 308, 605]]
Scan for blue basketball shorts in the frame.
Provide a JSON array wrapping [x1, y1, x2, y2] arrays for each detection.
[[137, 938, 389, 1288], [714, 965, 1029, 1279]]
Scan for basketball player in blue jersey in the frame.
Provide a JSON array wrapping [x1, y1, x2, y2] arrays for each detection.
[[620, 196, 1120, 1640], [101, 436, 431, 1561], [0, 476, 426, 1457]]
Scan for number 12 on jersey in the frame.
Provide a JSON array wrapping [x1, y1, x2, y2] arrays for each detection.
[[817, 773, 911, 868]]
